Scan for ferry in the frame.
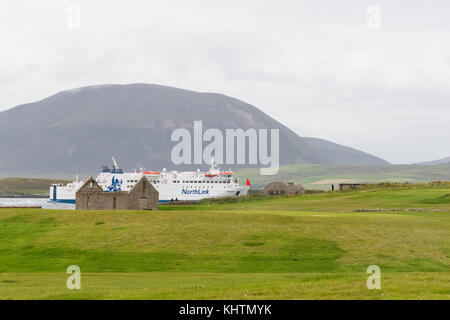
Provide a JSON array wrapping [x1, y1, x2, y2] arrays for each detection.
[[49, 157, 249, 204]]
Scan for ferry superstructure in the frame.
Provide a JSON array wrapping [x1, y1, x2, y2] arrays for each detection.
[[49, 157, 249, 204]]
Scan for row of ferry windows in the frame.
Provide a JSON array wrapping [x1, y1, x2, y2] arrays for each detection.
[[127, 179, 231, 184], [171, 180, 230, 184]]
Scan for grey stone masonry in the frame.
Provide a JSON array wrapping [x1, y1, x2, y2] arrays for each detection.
[[76, 176, 158, 210]]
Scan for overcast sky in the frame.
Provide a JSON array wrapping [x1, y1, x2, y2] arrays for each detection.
[[0, 0, 449, 164]]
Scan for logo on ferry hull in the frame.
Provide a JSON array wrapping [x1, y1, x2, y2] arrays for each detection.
[[182, 189, 209, 195], [107, 176, 122, 192]]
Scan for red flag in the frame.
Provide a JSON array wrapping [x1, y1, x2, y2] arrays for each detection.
[[246, 178, 251, 186]]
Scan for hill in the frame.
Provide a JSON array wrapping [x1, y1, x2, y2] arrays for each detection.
[[0, 83, 394, 177], [303, 137, 390, 165], [415, 156, 450, 166], [0, 84, 326, 176], [0, 178, 70, 196], [0, 185, 449, 299]]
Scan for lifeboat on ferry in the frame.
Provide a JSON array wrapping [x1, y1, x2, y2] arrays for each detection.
[[205, 172, 218, 177]]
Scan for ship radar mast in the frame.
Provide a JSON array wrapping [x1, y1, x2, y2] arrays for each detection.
[[112, 156, 119, 170], [111, 156, 124, 173]]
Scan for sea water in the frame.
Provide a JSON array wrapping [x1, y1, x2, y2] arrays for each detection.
[[0, 198, 75, 210]]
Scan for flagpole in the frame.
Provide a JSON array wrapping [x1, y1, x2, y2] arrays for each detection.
[[246, 192, 248, 213], [245, 178, 250, 213]]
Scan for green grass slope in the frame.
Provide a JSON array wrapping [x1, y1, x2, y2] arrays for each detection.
[[0, 185, 449, 299], [0, 178, 70, 196], [236, 163, 450, 190]]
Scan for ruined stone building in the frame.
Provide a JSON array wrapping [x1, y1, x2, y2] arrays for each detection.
[[75, 176, 159, 210], [263, 182, 305, 195]]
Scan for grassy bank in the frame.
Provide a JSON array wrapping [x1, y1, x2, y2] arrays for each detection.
[[0, 178, 70, 197], [2, 162, 449, 196], [0, 185, 449, 299], [236, 163, 450, 190]]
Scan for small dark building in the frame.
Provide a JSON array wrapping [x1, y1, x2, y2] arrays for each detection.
[[264, 182, 305, 195], [76, 176, 159, 210], [338, 183, 364, 191]]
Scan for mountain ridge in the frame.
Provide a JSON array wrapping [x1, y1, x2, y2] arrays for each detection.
[[302, 137, 391, 166], [0, 83, 390, 176], [0, 83, 326, 175], [414, 156, 450, 166]]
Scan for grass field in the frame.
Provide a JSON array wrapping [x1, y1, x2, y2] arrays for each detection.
[[0, 185, 449, 299]]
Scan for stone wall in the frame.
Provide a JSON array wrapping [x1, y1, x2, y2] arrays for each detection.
[[76, 176, 158, 210], [263, 182, 305, 195], [126, 177, 159, 210], [338, 183, 363, 191]]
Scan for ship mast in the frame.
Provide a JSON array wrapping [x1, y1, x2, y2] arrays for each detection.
[[112, 156, 119, 170], [209, 157, 220, 175]]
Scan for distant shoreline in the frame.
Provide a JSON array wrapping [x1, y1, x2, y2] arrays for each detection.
[[0, 194, 48, 199], [0, 206, 43, 208]]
